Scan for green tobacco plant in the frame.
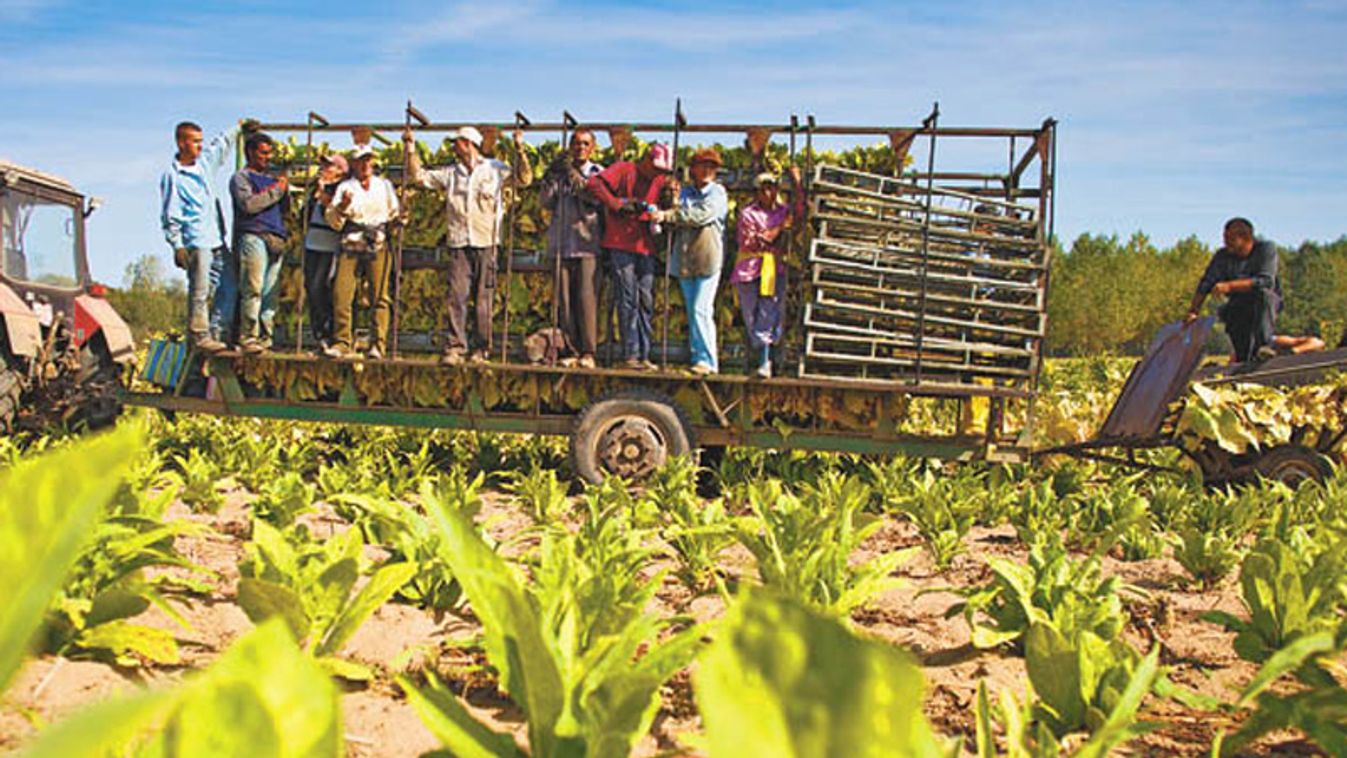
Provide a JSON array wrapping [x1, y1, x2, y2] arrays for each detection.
[[44, 506, 213, 666], [252, 470, 316, 527], [172, 447, 226, 513], [732, 474, 910, 617], [1203, 537, 1347, 665], [1023, 623, 1161, 740], [874, 463, 979, 570], [236, 520, 416, 680], [1212, 626, 1347, 756], [695, 591, 948, 758], [1066, 475, 1151, 556], [977, 644, 1162, 756], [21, 620, 342, 758], [402, 503, 701, 758], [0, 427, 140, 694], [506, 463, 571, 525], [643, 456, 733, 595], [948, 541, 1131, 650], [1009, 478, 1068, 548]]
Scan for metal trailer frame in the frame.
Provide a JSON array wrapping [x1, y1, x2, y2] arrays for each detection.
[[124, 111, 1057, 481]]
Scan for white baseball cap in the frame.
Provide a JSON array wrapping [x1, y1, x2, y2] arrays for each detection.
[[451, 126, 484, 148], [351, 144, 377, 160]]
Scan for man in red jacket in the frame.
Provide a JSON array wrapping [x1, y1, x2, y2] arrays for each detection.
[[586, 143, 673, 370]]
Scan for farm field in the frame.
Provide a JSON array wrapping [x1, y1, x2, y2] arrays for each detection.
[[2, 359, 1346, 757]]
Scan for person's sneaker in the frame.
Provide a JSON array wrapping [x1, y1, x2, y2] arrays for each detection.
[[194, 337, 227, 354], [623, 357, 646, 371], [755, 359, 772, 379], [1254, 345, 1278, 363], [322, 344, 350, 359], [558, 356, 578, 368], [366, 345, 384, 360], [578, 354, 596, 369], [441, 349, 465, 366], [240, 338, 265, 355], [691, 362, 715, 376], [469, 350, 490, 365], [641, 360, 659, 372]]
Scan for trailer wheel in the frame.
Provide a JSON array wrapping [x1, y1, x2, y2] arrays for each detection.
[[1254, 445, 1332, 488], [572, 390, 692, 484]]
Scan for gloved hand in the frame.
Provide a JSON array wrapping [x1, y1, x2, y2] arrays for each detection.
[[173, 248, 190, 270]]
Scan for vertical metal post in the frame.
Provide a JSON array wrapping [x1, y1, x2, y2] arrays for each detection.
[[391, 102, 428, 359], [794, 114, 816, 377], [499, 111, 530, 364], [913, 102, 940, 385], [551, 111, 577, 364], [782, 114, 798, 373], [660, 98, 684, 370], [293, 111, 324, 353]]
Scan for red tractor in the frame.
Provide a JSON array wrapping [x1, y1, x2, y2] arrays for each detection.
[[0, 160, 134, 432]]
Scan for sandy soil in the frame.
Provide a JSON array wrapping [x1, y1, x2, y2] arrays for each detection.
[[0, 482, 1328, 757]]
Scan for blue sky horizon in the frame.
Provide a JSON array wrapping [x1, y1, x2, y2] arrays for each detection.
[[2, 0, 1346, 283]]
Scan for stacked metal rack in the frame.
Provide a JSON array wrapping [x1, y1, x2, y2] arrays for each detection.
[[801, 163, 1051, 389]]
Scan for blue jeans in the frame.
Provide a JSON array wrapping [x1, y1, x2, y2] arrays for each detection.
[[680, 273, 720, 371], [238, 233, 282, 342], [736, 274, 784, 366], [187, 245, 235, 342], [610, 249, 654, 361]]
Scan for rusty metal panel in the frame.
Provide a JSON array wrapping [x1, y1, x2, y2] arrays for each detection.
[[73, 294, 136, 362], [1097, 317, 1214, 441], [0, 281, 40, 357], [1194, 346, 1347, 390]]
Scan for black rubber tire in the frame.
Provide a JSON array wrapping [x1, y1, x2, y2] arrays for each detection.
[[68, 337, 123, 431], [1254, 444, 1333, 488], [571, 389, 693, 485], [0, 361, 21, 434]]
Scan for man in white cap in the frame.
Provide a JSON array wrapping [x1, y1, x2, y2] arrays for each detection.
[[403, 123, 531, 365], [323, 145, 399, 359]]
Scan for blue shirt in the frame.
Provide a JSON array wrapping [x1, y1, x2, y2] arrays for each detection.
[[159, 126, 239, 250]]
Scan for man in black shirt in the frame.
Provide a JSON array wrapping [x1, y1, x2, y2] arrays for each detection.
[[1184, 217, 1280, 363]]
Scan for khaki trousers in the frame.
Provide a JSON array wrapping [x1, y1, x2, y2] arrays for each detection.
[[332, 243, 392, 352]]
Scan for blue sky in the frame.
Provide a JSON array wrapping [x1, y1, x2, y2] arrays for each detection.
[[2, 0, 1345, 283]]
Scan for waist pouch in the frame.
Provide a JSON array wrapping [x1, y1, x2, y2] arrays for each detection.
[[340, 223, 387, 258]]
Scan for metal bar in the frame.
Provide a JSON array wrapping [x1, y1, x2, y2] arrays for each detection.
[[391, 102, 423, 359], [913, 103, 940, 384], [549, 111, 577, 365], [293, 111, 322, 353], [661, 98, 685, 369], [499, 110, 529, 364], [256, 121, 1048, 138], [796, 114, 815, 377]]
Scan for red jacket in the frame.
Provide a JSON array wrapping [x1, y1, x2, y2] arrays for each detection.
[[587, 161, 668, 256]]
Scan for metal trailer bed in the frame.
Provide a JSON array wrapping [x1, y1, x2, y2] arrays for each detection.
[[1042, 317, 1347, 487], [123, 109, 1058, 482]]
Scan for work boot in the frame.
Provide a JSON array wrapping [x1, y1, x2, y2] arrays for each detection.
[[366, 345, 384, 360], [1254, 346, 1277, 363], [240, 338, 265, 355], [578, 354, 596, 369], [194, 337, 227, 354], [322, 344, 351, 360], [469, 350, 489, 365], [441, 348, 465, 366], [755, 359, 772, 379]]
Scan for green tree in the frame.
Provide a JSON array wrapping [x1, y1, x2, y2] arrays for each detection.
[[104, 253, 186, 339]]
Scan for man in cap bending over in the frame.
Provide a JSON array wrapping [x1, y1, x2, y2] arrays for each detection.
[[1184, 217, 1281, 364], [403, 124, 532, 365]]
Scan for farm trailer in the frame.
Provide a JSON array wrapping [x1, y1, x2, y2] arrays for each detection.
[[124, 108, 1059, 482]]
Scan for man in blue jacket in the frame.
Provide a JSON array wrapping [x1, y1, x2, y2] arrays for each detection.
[[231, 132, 290, 354], [1185, 217, 1280, 363], [160, 119, 254, 352]]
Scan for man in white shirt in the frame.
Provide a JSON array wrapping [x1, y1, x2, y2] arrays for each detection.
[[323, 145, 399, 359], [403, 124, 531, 364]]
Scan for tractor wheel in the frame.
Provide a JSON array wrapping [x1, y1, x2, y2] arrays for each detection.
[[0, 359, 21, 434], [1253, 444, 1332, 488], [571, 390, 693, 485]]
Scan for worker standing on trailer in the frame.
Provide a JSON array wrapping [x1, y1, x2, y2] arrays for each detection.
[[587, 144, 674, 371], [539, 128, 604, 369], [657, 148, 729, 375], [324, 146, 399, 360], [302, 153, 348, 352], [402, 125, 532, 366], [159, 119, 254, 353], [732, 166, 803, 377], [1185, 217, 1281, 364], [230, 132, 290, 354]]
